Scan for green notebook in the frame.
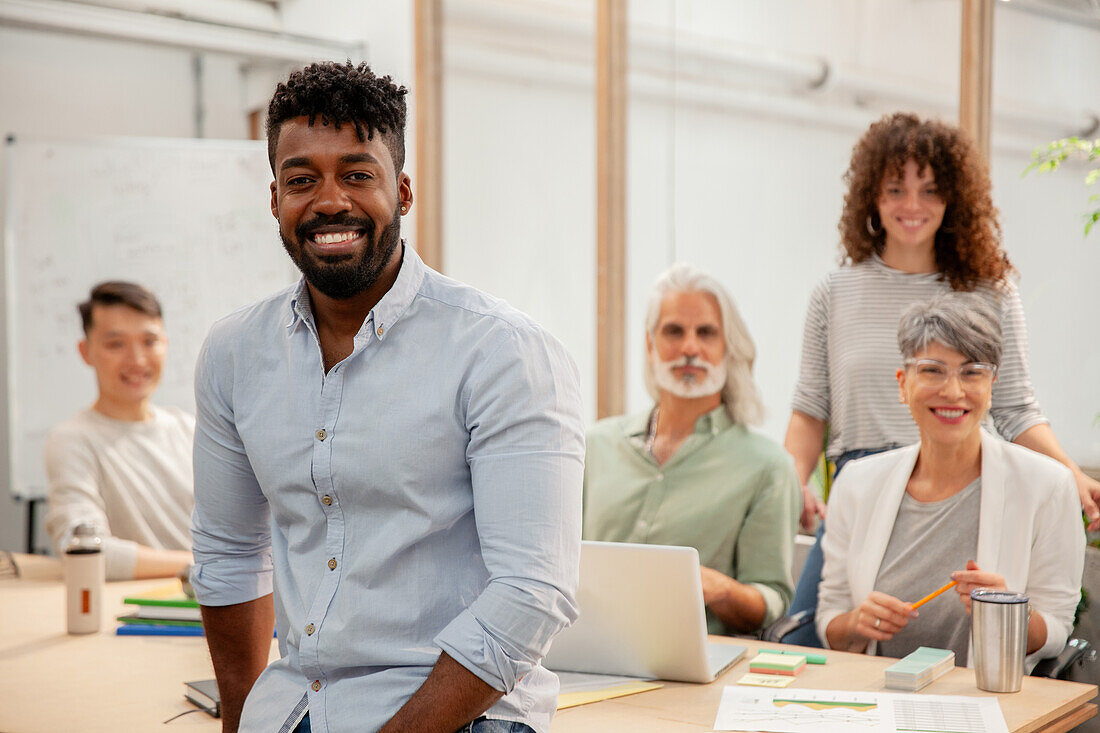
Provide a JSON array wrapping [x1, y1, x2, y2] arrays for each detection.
[[117, 613, 203, 628]]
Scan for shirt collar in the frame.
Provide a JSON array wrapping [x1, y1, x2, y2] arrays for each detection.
[[870, 253, 940, 280], [370, 242, 425, 342], [287, 278, 313, 333], [624, 402, 732, 438], [284, 241, 426, 341]]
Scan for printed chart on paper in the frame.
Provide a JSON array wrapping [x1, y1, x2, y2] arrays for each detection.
[[713, 688, 1008, 733]]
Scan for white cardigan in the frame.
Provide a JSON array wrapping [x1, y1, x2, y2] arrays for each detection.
[[816, 430, 1084, 668]]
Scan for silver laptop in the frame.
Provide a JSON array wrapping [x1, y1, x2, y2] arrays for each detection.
[[544, 541, 746, 683]]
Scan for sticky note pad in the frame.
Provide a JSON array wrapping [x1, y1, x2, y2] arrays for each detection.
[[749, 652, 806, 676], [737, 672, 795, 688], [884, 646, 955, 691]]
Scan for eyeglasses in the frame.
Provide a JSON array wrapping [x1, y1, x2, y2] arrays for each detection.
[[904, 359, 997, 389]]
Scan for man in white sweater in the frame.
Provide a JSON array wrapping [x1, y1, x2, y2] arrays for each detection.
[[44, 281, 194, 581]]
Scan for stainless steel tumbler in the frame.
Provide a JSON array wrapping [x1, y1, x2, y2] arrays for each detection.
[[971, 589, 1028, 692]]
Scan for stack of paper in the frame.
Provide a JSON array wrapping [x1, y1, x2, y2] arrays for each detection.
[[749, 652, 806, 676], [713, 687, 1009, 733], [555, 672, 662, 710], [884, 647, 955, 691]]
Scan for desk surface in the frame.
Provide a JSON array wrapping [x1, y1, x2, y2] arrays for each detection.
[[2, 554, 1095, 733]]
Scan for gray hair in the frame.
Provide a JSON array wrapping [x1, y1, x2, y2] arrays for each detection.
[[897, 292, 1003, 366], [644, 263, 764, 425]]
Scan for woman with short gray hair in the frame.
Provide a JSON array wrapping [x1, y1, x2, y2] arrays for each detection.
[[815, 292, 1083, 668], [896, 292, 1002, 368]]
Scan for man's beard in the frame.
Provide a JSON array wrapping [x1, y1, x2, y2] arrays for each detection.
[[281, 206, 402, 300], [652, 355, 727, 399]]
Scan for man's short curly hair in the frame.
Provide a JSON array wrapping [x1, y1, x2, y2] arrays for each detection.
[[266, 61, 408, 176], [839, 112, 1014, 291]]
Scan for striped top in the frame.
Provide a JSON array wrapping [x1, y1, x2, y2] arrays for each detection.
[[791, 256, 1046, 460]]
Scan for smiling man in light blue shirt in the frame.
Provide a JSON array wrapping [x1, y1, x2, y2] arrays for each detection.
[[190, 62, 585, 733]]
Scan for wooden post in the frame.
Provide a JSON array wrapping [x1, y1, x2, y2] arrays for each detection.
[[414, 0, 444, 272], [959, 0, 994, 161], [596, 0, 627, 419]]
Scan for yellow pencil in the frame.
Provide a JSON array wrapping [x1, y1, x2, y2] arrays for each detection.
[[911, 580, 958, 610]]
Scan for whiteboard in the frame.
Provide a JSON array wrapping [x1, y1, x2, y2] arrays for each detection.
[[3, 136, 297, 500]]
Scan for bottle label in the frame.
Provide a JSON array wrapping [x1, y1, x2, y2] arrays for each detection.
[[82, 589, 91, 614]]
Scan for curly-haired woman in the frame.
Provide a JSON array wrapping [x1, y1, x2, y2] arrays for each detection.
[[780, 112, 1100, 648]]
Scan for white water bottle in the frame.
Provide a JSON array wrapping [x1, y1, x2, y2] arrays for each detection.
[[64, 524, 104, 634]]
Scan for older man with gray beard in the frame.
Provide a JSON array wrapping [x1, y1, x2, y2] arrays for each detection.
[[582, 263, 801, 635]]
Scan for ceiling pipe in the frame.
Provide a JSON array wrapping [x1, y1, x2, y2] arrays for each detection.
[[0, 0, 363, 63]]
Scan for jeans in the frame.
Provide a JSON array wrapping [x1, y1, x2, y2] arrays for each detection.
[[780, 446, 899, 647], [458, 718, 537, 733], [293, 713, 535, 733]]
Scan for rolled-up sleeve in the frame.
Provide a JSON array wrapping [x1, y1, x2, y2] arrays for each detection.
[[736, 457, 801, 626], [988, 283, 1047, 441], [190, 327, 273, 606], [791, 279, 831, 422], [433, 323, 585, 693]]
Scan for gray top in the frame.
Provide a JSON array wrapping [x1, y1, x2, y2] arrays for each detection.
[[874, 478, 981, 665], [791, 257, 1047, 459]]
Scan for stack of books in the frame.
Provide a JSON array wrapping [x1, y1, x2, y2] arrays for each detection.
[[884, 647, 955, 691], [116, 581, 203, 636]]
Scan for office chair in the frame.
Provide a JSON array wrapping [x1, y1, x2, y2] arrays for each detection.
[[1030, 638, 1096, 680]]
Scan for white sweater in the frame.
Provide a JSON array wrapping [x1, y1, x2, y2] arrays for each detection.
[[44, 406, 195, 580]]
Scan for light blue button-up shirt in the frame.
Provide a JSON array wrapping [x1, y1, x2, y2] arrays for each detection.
[[190, 246, 584, 733]]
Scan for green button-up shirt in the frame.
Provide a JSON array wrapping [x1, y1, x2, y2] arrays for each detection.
[[582, 405, 800, 633]]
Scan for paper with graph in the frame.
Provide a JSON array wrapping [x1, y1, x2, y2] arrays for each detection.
[[713, 688, 1008, 733]]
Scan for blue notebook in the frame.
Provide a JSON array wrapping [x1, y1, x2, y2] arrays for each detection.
[[116, 623, 204, 637]]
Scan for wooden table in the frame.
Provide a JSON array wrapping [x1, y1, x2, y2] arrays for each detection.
[[2, 554, 1094, 733], [0, 553, 278, 731], [553, 636, 1096, 733]]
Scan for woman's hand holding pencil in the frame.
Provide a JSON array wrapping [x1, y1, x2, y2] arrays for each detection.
[[854, 591, 918, 643], [950, 560, 1007, 613], [848, 563, 1006, 648]]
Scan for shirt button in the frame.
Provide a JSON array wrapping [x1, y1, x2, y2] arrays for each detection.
[[327, 558, 337, 570], [637, 520, 649, 531], [316, 429, 327, 441], [656, 473, 664, 481], [376, 325, 384, 337], [305, 623, 315, 635], [321, 495, 333, 506], [311, 680, 321, 692]]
